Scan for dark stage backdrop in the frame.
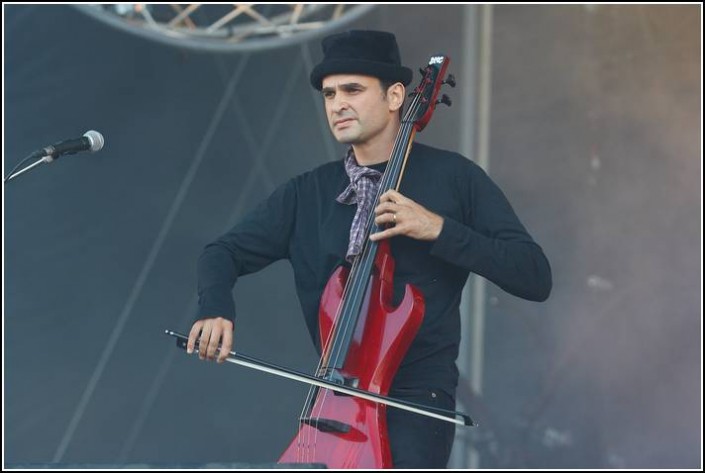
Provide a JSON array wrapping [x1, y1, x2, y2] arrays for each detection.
[[4, 4, 700, 469]]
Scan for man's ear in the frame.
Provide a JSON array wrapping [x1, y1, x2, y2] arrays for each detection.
[[387, 82, 405, 112]]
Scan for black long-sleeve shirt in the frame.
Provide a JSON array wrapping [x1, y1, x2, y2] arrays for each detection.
[[197, 142, 552, 394]]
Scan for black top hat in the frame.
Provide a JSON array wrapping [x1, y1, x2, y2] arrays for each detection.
[[310, 30, 413, 90]]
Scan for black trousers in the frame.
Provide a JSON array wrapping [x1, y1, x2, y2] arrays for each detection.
[[387, 387, 457, 469]]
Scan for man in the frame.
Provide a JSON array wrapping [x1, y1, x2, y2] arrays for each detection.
[[189, 30, 552, 468]]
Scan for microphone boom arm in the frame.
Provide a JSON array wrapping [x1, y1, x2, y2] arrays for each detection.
[[4, 153, 53, 183]]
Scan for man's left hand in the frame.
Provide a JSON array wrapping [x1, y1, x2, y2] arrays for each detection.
[[370, 190, 444, 242]]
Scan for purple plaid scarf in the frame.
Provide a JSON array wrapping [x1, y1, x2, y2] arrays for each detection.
[[336, 149, 383, 262]]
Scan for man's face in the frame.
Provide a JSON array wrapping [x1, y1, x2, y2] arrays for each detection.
[[321, 74, 396, 145]]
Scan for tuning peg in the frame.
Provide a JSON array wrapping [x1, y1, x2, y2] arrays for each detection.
[[443, 74, 456, 88], [436, 94, 452, 107]]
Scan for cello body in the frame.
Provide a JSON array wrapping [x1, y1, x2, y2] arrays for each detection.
[[278, 240, 424, 468]]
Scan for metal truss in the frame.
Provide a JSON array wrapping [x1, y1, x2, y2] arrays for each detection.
[[74, 4, 375, 52]]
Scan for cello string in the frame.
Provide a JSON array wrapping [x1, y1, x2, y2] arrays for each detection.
[[296, 87, 425, 458], [304, 107, 422, 457], [295, 94, 415, 452], [298, 241, 367, 458], [301, 120, 413, 456], [312, 112, 416, 378], [324, 93, 423, 371], [303, 94, 423, 457], [325, 105, 421, 372], [309, 93, 421, 393], [305, 93, 422, 448]]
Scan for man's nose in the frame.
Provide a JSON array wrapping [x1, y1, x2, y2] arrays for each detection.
[[331, 95, 349, 113]]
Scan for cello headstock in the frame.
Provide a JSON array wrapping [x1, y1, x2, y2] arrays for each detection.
[[403, 55, 453, 132]]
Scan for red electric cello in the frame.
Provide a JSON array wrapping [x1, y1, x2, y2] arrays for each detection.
[[166, 54, 473, 469]]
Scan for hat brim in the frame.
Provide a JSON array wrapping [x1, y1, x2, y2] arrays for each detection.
[[310, 59, 413, 90]]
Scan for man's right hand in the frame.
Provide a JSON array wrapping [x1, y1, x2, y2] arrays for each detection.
[[187, 317, 234, 364]]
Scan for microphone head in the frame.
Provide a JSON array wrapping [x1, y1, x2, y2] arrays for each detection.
[[83, 130, 104, 152]]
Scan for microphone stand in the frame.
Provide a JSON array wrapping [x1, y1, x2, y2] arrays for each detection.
[[4, 153, 54, 183]]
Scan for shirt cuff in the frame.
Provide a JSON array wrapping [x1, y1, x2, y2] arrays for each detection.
[[197, 286, 236, 321]]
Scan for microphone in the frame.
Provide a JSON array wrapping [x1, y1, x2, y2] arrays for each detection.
[[4, 130, 105, 182], [42, 130, 105, 160]]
